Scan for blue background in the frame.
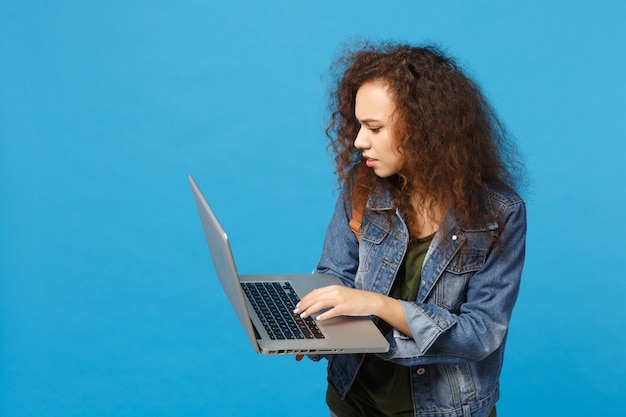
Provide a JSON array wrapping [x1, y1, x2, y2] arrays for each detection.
[[2, 1, 625, 415]]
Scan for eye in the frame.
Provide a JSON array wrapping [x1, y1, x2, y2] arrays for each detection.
[[369, 127, 381, 133]]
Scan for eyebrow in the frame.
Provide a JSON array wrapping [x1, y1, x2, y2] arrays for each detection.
[[358, 118, 382, 124]]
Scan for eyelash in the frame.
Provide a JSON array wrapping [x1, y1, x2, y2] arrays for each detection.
[[356, 121, 381, 133]]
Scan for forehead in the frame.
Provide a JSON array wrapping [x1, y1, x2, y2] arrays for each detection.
[[355, 81, 396, 119]]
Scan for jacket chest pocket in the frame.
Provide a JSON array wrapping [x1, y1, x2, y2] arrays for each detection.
[[356, 219, 388, 274], [356, 218, 406, 292], [435, 248, 486, 312]]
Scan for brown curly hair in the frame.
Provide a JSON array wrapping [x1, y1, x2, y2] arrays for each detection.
[[326, 41, 525, 236]]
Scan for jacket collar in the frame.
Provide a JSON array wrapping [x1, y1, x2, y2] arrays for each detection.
[[365, 182, 396, 211], [366, 181, 499, 233]]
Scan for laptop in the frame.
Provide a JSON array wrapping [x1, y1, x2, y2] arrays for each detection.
[[189, 174, 389, 355]]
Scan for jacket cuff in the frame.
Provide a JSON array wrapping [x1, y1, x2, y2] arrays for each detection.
[[379, 301, 456, 360]]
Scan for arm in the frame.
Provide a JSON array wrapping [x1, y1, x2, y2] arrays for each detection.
[[300, 178, 412, 336], [314, 182, 360, 288], [383, 198, 527, 366], [305, 189, 526, 366], [294, 285, 412, 336]]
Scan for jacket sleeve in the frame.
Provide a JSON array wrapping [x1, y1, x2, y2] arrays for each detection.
[[314, 182, 360, 288], [380, 199, 527, 366], [305, 181, 360, 363]]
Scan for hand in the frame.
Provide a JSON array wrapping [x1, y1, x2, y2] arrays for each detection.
[[293, 285, 382, 321], [293, 285, 412, 336]]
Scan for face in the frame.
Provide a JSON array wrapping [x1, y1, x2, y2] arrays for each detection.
[[354, 81, 402, 178]]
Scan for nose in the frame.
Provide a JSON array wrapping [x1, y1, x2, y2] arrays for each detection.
[[354, 126, 370, 150]]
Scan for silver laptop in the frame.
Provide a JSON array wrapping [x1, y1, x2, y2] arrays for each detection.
[[189, 174, 389, 355]]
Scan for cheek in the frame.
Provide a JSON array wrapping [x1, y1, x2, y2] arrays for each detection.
[[382, 135, 400, 160], [387, 140, 403, 170], [379, 133, 392, 150]]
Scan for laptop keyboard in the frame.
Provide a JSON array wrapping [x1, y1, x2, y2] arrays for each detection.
[[241, 281, 325, 340]]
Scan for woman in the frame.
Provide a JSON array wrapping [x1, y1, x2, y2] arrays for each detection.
[[293, 42, 527, 417]]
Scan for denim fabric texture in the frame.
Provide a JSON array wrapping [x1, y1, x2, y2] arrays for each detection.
[[314, 175, 526, 417]]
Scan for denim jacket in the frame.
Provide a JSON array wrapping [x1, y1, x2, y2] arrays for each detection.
[[314, 178, 526, 417]]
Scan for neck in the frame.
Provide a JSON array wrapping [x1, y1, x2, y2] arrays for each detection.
[[408, 194, 449, 239]]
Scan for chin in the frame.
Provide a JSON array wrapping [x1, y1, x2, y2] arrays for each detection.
[[373, 168, 398, 178]]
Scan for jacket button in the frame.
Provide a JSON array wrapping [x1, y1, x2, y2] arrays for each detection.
[[416, 367, 426, 375]]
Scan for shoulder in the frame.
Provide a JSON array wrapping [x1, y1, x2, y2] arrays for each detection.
[[452, 183, 525, 234], [484, 184, 527, 242], [486, 183, 525, 216]]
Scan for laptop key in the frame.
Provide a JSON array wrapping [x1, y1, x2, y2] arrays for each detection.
[[242, 282, 325, 340]]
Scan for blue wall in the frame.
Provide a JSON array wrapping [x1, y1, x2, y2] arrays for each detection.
[[2, 1, 625, 415]]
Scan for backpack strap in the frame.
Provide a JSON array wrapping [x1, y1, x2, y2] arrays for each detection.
[[349, 162, 369, 243], [349, 212, 364, 242]]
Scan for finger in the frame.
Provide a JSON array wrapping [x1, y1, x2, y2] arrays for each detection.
[[298, 300, 333, 319], [294, 285, 345, 317], [294, 287, 332, 314], [315, 306, 343, 321]]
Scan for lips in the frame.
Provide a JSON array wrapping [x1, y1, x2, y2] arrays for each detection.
[[363, 156, 377, 167]]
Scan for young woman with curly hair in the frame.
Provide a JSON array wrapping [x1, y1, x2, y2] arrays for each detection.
[[293, 42, 527, 417]]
